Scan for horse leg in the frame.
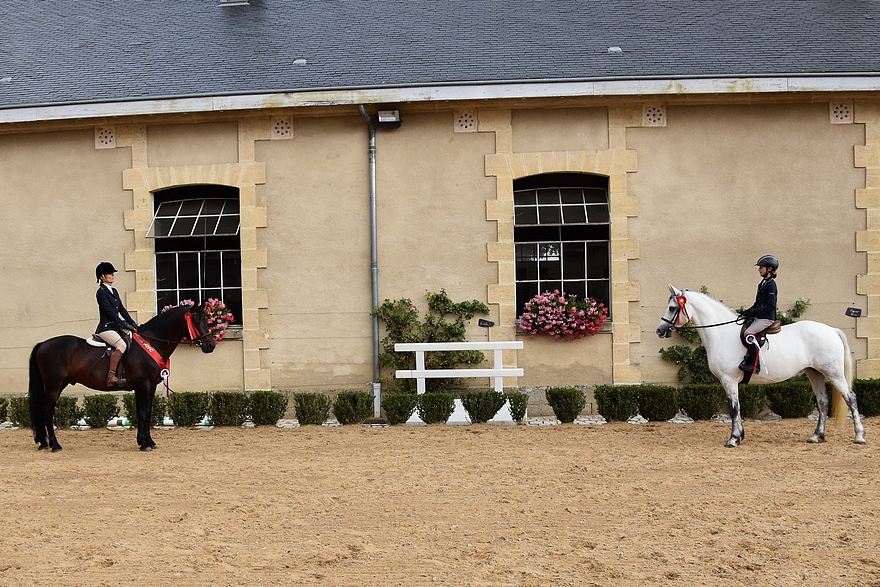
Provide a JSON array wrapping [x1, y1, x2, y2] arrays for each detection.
[[829, 376, 865, 445], [135, 385, 157, 451], [805, 369, 829, 443], [722, 380, 745, 448], [43, 384, 65, 452]]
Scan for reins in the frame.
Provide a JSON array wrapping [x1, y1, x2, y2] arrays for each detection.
[[663, 292, 743, 330]]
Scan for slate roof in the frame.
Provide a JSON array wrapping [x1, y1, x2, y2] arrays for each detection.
[[1, 0, 879, 110]]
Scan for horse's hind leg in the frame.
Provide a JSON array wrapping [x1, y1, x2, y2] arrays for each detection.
[[805, 368, 828, 443], [43, 384, 65, 452], [722, 380, 745, 448], [829, 375, 865, 444]]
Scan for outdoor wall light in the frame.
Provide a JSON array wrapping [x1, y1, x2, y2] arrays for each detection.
[[478, 319, 495, 328], [377, 110, 401, 129]]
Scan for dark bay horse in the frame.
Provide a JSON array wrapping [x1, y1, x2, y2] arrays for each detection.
[[29, 304, 216, 451]]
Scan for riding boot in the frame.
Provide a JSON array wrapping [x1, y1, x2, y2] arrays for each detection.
[[737, 346, 760, 374], [106, 349, 127, 387]]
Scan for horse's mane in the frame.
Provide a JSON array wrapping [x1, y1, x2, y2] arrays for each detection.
[[140, 304, 196, 334], [685, 289, 739, 317]]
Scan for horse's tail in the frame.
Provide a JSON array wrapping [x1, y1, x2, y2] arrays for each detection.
[[831, 328, 852, 426], [28, 343, 45, 433]]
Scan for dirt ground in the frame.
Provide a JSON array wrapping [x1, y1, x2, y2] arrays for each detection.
[[1, 418, 878, 587]]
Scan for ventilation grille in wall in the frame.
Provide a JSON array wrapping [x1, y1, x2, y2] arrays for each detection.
[[454, 110, 477, 133], [271, 117, 293, 139], [643, 105, 666, 127], [95, 127, 116, 149], [830, 102, 853, 124]]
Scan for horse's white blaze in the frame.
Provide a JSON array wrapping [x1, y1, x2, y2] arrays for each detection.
[[658, 286, 865, 446]]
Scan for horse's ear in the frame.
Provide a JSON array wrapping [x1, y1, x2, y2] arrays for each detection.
[[667, 283, 680, 296]]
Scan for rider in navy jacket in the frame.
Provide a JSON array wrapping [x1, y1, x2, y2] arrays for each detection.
[[739, 255, 779, 374], [94, 262, 138, 387]]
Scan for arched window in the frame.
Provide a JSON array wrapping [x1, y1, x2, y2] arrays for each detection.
[[149, 185, 243, 325], [514, 173, 610, 316]]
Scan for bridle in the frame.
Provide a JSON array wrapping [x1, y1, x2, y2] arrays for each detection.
[[661, 292, 742, 331]]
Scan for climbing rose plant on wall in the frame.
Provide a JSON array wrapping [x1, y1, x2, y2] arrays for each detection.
[[518, 290, 607, 340], [162, 298, 234, 342]]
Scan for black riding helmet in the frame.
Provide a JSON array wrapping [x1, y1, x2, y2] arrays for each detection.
[[755, 255, 779, 271], [95, 261, 118, 283]]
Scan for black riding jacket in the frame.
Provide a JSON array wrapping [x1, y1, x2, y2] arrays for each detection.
[[95, 285, 138, 334], [743, 277, 777, 320]]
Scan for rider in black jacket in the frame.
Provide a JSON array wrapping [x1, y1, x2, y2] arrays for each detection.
[[94, 262, 139, 387], [738, 255, 778, 373]]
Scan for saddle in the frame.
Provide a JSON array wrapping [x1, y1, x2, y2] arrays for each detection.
[[88, 333, 132, 357], [739, 319, 781, 348]]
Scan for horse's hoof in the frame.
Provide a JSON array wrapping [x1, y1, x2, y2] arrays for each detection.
[[51, 446, 63, 452], [807, 435, 825, 444], [854, 437, 866, 445], [725, 439, 739, 448], [37, 444, 48, 450], [140, 445, 153, 451]]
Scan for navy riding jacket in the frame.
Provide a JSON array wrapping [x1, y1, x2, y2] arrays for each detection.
[[743, 277, 777, 320], [95, 285, 137, 334]]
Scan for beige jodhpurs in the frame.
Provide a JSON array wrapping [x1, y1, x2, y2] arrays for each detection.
[[96, 330, 127, 353], [744, 318, 775, 337]]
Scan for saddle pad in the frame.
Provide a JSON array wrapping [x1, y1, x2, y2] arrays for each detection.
[[87, 336, 108, 347]]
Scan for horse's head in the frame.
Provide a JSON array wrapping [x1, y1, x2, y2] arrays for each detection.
[[656, 284, 689, 339], [187, 305, 217, 353]]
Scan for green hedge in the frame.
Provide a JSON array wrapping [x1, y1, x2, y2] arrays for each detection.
[[167, 392, 210, 427], [250, 390, 289, 426], [594, 385, 638, 422], [211, 391, 250, 426], [0, 397, 7, 422], [637, 385, 679, 421], [736, 385, 767, 419], [545, 387, 587, 423], [122, 393, 168, 428], [417, 391, 455, 424], [82, 395, 120, 428], [293, 392, 332, 425], [381, 392, 418, 425], [460, 389, 506, 424], [54, 396, 82, 428], [762, 382, 816, 419], [852, 379, 880, 417], [332, 390, 374, 425], [8, 396, 30, 428], [678, 384, 725, 421], [505, 391, 529, 423]]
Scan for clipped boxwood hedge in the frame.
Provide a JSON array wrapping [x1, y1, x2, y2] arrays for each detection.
[[505, 391, 529, 423], [594, 385, 638, 422], [737, 385, 767, 420], [293, 392, 332, 425], [417, 391, 455, 424], [332, 390, 374, 425], [460, 389, 506, 424], [637, 385, 679, 421], [762, 382, 816, 419], [250, 390, 289, 425], [8, 396, 30, 428], [381, 392, 418, 425], [167, 392, 210, 427], [123, 393, 168, 428], [211, 391, 250, 426], [82, 394, 120, 428], [53, 396, 82, 428], [545, 387, 586, 423], [0, 397, 8, 422], [678, 384, 725, 421], [852, 379, 880, 417]]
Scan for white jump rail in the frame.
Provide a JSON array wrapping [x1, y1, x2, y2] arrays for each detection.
[[394, 341, 524, 394]]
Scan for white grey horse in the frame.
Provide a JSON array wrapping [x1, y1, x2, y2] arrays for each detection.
[[656, 285, 865, 447]]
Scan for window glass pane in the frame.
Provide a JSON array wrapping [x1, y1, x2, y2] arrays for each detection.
[[515, 243, 536, 261], [514, 207, 537, 225], [586, 204, 610, 223], [203, 199, 226, 214], [513, 190, 536, 206], [194, 216, 221, 236], [562, 205, 586, 223], [583, 188, 608, 204], [203, 289, 222, 302], [157, 290, 178, 311], [588, 281, 610, 308], [179, 200, 204, 215], [559, 188, 584, 205], [516, 259, 538, 281], [202, 251, 222, 287], [542, 280, 562, 294], [156, 201, 181, 217], [536, 189, 559, 205], [563, 281, 587, 300], [538, 206, 561, 224], [540, 260, 561, 280], [216, 215, 240, 235], [515, 226, 561, 241], [222, 289, 243, 325], [517, 282, 538, 310], [170, 216, 197, 236], [153, 217, 175, 237], [156, 254, 177, 290], [587, 242, 610, 279], [222, 252, 242, 287], [178, 252, 200, 288], [562, 242, 586, 279], [180, 289, 200, 305], [539, 243, 560, 260], [561, 224, 609, 241]]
